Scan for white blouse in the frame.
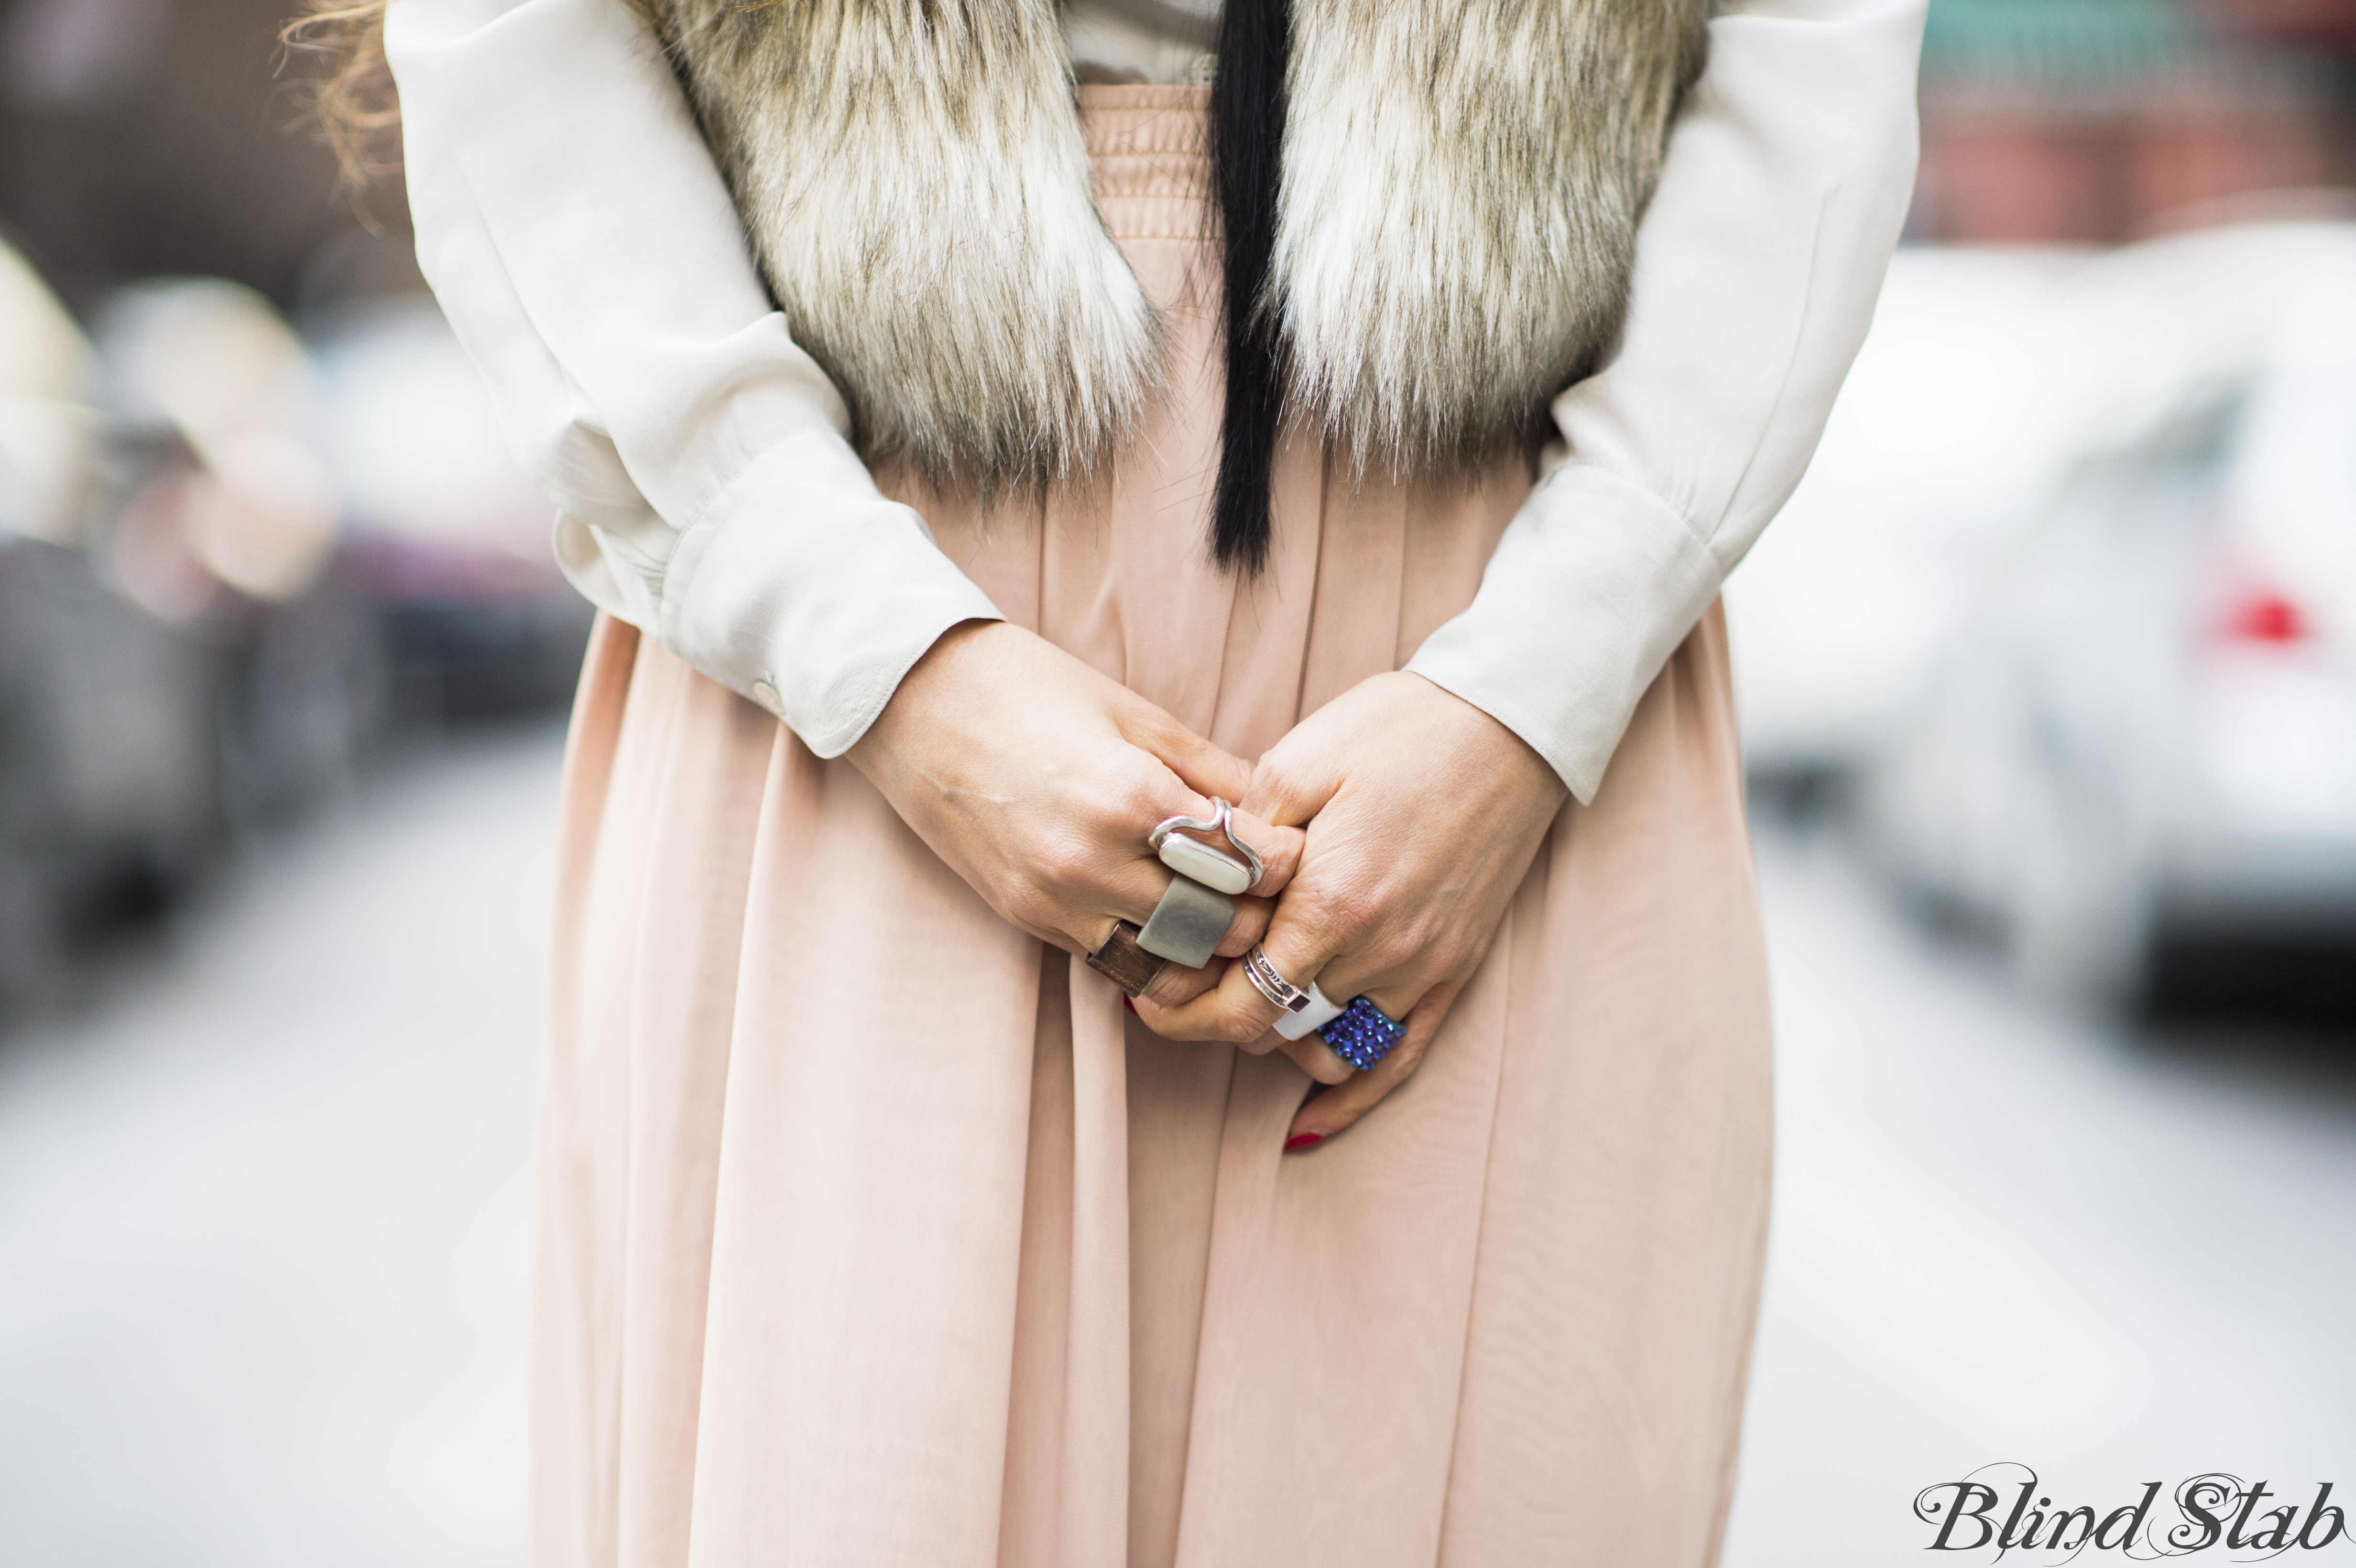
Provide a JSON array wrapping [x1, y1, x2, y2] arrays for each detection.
[[1062, 0, 1217, 83], [384, 0, 1925, 803]]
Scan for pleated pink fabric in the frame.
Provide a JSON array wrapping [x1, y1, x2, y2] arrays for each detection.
[[537, 87, 1773, 1568]]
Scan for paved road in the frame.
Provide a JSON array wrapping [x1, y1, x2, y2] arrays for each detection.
[[1, 732, 2350, 1566], [1724, 828, 2356, 1563], [0, 730, 556, 1568]]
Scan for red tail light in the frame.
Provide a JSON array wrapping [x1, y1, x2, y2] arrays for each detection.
[[2217, 586, 2310, 644]]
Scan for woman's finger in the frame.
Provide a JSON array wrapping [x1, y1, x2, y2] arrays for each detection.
[[1142, 887, 1348, 1046], [1275, 1032, 1354, 1085], [1139, 787, 1304, 901], [1094, 782, 1300, 926], [1117, 700, 1256, 809], [1213, 896, 1273, 957], [1219, 804, 1301, 897], [1133, 957, 1279, 1046], [1117, 887, 1275, 1008], [1085, 783, 1289, 1008], [1080, 848, 1275, 1014], [1086, 877, 1268, 998], [1091, 812, 1288, 930], [1241, 745, 1342, 832], [1137, 950, 1225, 1008], [1131, 948, 1349, 1085], [1284, 980, 1464, 1147]]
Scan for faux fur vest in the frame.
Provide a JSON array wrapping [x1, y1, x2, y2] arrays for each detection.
[[640, 0, 1711, 564]]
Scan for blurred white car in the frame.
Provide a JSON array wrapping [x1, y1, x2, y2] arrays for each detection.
[[1726, 245, 2096, 781], [1861, 222, 2356, 1004]]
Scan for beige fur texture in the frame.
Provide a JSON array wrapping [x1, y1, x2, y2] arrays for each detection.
[[1276, 0, 1712, 474], [642, 0, 1161, 493], [646, 0, 1707, 493]]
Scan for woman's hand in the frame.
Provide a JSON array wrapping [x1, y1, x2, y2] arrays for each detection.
[[1138, 672, 1567, 1143], [847, 621, 1304, 996]]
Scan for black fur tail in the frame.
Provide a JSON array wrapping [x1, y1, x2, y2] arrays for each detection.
[[1208, 0, 1289, 575]]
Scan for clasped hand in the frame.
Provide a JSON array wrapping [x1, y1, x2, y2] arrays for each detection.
[[848, 621, 1567, 1147]]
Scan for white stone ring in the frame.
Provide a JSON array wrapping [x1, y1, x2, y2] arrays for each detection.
[[1149, 798, 1265, 895]]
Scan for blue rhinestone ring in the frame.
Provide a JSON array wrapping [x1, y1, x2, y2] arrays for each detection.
[[1320, 996, 1406, 1071]]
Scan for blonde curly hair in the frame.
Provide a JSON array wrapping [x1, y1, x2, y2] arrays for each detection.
[[281, 1, 399, 186]]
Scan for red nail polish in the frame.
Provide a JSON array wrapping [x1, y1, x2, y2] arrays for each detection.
[[1123, 995, 1138, 1014], [1284, 1132, 1324, 1152]]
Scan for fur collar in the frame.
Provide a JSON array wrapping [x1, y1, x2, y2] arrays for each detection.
[[643, 0, 1709, 503]]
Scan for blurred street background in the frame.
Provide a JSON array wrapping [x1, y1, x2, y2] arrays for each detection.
[[4, 0, 2356, 1563]]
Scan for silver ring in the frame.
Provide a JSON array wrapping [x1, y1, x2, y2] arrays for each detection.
[[1149, 801, 1216, 848], [1150, 798, 1265, 893], [1214, 799, 1266, 893], [1241, 944, 1313, 1014]]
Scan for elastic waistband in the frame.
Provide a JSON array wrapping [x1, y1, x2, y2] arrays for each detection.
[[1077, 85, 1209, 220]]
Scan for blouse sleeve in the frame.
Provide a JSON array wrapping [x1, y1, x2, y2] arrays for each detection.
[[1403, 0, 1928, 803], [383, 0, 1003, 758]]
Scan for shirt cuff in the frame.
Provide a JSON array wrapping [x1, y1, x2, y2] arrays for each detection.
[[1405, 464, 1721, 805], [657, 431, 1005, 757]]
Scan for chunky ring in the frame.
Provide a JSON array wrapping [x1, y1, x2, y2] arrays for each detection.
[[1320, 996, 1406, 1071], [1150, 798, 1264, 895], [1085, 920, 1166, 997], [1137, 873, 1233, 969]]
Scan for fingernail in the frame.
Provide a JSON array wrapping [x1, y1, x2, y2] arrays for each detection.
[[1123, 995, 1139, 1014], [1284, 1132, 1324, 1152]]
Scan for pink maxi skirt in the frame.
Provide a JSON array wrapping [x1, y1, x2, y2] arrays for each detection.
[[538, 87, 1773, 1568]]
